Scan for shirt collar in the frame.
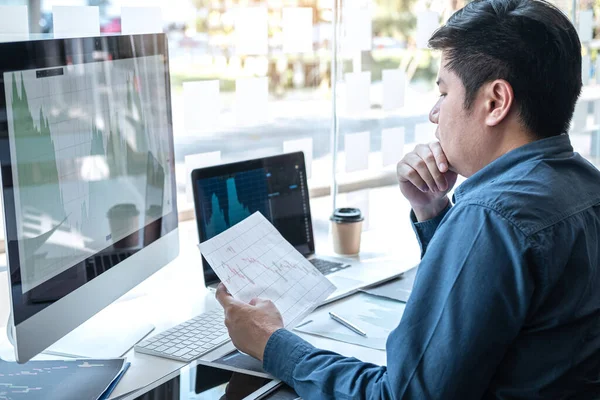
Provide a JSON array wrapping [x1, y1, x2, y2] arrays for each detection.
[[453, 134, 574, 202]]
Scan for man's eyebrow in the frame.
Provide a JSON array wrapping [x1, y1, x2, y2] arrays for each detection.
[[436, 78, 445, 86]]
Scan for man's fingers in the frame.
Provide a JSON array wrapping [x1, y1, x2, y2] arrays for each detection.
[[429, 141, 449, 173], [415, 144, 447, 192], [216, 283, 234, 308], [397, 162, 429, 192], [249, 298, 258, 306], [404, 152, 438, 192]]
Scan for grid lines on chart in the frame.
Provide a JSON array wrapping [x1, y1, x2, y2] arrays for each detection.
[[199, 212, 336, 327]]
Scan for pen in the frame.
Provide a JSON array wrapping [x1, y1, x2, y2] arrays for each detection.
[[329, 311, 367, 337]]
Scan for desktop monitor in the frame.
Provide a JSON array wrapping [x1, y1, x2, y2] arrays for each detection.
[[0, 33, 179, 363]]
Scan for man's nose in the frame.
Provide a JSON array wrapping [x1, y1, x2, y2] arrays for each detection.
[[429, 102, 440, 124]]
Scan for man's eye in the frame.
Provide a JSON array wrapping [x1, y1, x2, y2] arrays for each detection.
[[439, 93, 447, 98]]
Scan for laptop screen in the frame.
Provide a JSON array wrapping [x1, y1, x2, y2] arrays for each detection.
[[192, 152, 315, 286]]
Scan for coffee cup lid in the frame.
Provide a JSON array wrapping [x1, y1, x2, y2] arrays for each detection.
[[107, 203, 140, 218], [330, 207, 363, 223]]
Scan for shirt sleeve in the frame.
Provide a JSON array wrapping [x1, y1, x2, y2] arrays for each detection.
[[411, 202, 452, 258], [263, 204, 535, 400]]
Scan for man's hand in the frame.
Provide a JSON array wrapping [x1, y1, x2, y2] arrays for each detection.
[[397, 142, 458, 221], [216, 283, 284, 361]]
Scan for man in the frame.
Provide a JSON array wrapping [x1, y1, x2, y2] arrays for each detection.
[[216, 0, 600, 398]]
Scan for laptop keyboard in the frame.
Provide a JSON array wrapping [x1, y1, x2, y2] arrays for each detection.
[[309, 258, 351, 276]]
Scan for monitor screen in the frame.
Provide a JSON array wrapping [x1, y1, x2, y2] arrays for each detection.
[[0, 35, 178, 327], [193, 153, 314, 286]]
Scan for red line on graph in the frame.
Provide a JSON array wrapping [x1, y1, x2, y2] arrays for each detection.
[[242, 257, 272, 272], [223, 262, 255, 285]]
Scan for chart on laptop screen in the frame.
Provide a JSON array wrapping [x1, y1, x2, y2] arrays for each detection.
[[196, 162, 313, 254], [3, 56, 174, 292], [196, 169, 273, 238]]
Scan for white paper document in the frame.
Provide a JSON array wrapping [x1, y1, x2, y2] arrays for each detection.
[[235, 7, 268, 55], [53, 6, 100, 38], [345, 131, 370, 172], [295, 292, 406, 350], [121, 7, 163, 34], [198, 212, 336, 328], [282, 8, 313, 54], [382, 69, 405, 111], [0, 6, 29, 34], [382, 127, 405, 166], [236, 77, 269, 125], [184, 80, 221, 133], [416, 11, 439, 49], [578, 10, 594, 43], [343, 6, 372, 53], [345, 71, 371, 114]]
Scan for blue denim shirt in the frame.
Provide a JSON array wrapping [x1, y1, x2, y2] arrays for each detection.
[[263, 134, 600, 399]]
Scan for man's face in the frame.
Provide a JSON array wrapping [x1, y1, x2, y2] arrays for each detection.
[[430, 55, 485, 177]]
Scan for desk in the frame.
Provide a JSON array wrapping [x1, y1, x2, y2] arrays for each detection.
[[0, 185, 421, 399]]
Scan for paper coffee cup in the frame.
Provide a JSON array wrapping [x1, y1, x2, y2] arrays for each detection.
[[107, 203, 140, 248], [330, 208, 363, 255]]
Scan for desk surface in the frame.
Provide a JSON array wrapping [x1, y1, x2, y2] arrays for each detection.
[[0, 185, 421, 399]]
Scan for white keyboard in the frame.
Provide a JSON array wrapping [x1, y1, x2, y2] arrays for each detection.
[[134, 308, 230, 362]]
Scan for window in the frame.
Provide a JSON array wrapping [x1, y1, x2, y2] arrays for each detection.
[[0, 0, 597, 250]]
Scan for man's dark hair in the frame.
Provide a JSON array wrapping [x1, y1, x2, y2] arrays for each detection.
[[429, 0, 582, 138]]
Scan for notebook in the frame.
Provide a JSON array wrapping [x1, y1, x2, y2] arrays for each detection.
[[0, 358, 128, 400]]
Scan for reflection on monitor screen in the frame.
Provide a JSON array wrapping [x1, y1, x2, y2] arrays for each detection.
[[3, 55, 174, 293]]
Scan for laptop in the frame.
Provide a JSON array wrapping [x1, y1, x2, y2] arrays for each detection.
[[191, 152, 404, 303]]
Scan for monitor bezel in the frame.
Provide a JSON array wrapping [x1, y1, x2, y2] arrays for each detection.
[[191, 152, 315, 287], [0, 34, 179, 362]]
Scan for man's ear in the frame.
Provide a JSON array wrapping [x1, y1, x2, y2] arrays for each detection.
[[484, 79, 514, 127]]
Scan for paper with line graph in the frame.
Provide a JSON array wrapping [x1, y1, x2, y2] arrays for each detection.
[[198, 212, 336, 327]]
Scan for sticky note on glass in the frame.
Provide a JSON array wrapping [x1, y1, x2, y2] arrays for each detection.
[[416, 11, 439, 49], [184, 80, 221, 133], [343, 6, 372, 53], [121, 7, 163, 34], [53, 6, 100, 38], [415, 123, 436, 143], [578, 10, 594, 43], [235, 7, 268, 55], [284, 138, 313, 178], [582, 55, 591, 86], [345, 131, 370, 173], [0, 6, 29, 34], [346, 72, 371, 114], [382, 70, 406, 111], [282, 8, 313, 53], [236, 77, 269, 125], [382, 127, 405, 167], [185, 152, 222, 203]]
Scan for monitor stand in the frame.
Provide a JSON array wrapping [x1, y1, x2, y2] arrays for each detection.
[[6, 296, 154, 360]]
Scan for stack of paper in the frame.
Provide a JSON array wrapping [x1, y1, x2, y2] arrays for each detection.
[[198, 212, 336, 328]]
